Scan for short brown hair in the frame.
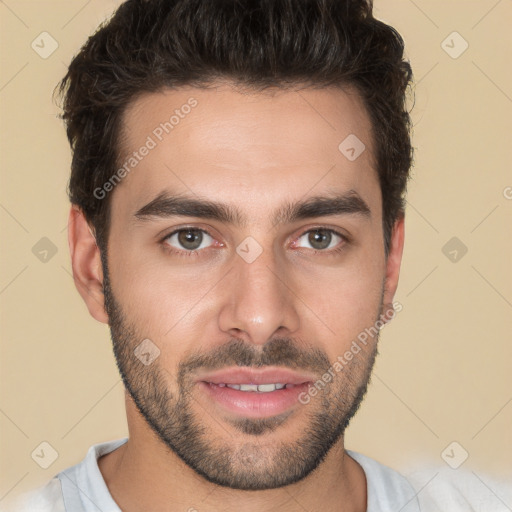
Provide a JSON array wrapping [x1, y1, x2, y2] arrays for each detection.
[[57, 0, 414, 257]]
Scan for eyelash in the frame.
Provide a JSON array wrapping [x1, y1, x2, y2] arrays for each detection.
[[159, 227, 350, 258]]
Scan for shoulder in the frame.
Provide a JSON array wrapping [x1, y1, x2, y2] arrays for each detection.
[[347, 451, 512, 512], [5, 478, 65, 512], [4, 438, 128, 512], [347, 450, 421, 511], [405, 465, 512, 512]]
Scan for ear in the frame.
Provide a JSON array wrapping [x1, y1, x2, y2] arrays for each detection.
[[381, 214, 405, 323], [68, 205, 109, 324]]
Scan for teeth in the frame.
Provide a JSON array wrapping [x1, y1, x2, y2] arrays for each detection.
[[256, 384, 277, 392], [222, 383, 287, 392], [239, 384, 258, 392]]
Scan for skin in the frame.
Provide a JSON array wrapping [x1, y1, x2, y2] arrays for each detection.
[[68, 82, 405, 512]]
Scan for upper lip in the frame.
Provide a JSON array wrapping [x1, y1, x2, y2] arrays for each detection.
[[195, 367, 317, 385]]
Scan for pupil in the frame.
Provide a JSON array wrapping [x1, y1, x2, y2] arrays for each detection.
[[179, 229, 202, 250], [309, 229, 331, 250]]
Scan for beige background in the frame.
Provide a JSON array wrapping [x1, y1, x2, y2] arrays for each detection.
[[1, 0, 511, 506]]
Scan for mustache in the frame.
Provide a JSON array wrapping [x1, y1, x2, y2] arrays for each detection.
[[177, 337, 331, 383]]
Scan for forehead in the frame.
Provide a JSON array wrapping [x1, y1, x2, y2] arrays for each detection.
[[114, 82, 379, 221]]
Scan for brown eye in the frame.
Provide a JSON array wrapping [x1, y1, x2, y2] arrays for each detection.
[[164, 228, 213, 251], [308, 229, 332, 250], [296, 228, 345, 251]]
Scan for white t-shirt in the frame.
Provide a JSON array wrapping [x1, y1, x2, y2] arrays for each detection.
[[7, 437, 512, 511]]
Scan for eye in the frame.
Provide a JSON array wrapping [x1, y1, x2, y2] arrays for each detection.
[[294, 228, 346, 251], [163, 228, 215, 252]]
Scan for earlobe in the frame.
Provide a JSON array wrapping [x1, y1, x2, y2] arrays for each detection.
[[68, 205, 109, 324], [382, 215, 405, 322]]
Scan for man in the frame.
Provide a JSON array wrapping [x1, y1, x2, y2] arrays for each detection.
[[10, 1, 507, 511]]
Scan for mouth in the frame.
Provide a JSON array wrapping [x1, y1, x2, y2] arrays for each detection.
[[195, 367, 315, 419], [212, 383, 295, 392]]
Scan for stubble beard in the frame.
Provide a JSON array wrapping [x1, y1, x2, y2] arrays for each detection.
[[101, 257, 381, 490]]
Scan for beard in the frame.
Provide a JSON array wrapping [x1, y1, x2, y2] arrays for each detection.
[[101, 255, 383, 491]]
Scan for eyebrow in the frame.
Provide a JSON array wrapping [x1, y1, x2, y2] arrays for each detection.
[[133, 189, 371, 227]]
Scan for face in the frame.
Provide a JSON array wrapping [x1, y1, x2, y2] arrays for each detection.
[[93, 83, 402, 490]]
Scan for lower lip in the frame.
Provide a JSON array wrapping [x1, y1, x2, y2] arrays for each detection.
[[198, 381, 311, 419]]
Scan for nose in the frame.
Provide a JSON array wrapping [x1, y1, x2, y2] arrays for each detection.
[[217, 243, 301, 346]]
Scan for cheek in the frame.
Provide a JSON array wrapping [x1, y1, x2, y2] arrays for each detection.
[[108, 257, 216, 378], [108, 248, 220, 338], [295, 252, 384, 349]]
